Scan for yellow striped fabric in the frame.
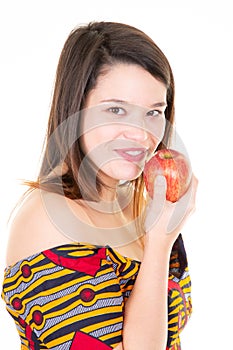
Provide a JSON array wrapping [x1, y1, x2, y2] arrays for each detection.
[[2, 242, 192, 349]]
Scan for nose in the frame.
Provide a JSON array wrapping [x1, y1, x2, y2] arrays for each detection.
[[121, 106, 150, 142], [122, 124, 148, 142]]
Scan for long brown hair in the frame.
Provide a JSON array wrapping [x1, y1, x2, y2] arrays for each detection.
[[25, 21, 175, 229]]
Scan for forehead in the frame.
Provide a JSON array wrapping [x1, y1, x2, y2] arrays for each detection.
[[86, 63, 167, 108]]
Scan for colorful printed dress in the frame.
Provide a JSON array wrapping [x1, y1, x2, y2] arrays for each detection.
[[1, 234, 192, 349]]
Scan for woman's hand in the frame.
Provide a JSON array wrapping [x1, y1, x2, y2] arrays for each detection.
[[144, 174, 198, 247]]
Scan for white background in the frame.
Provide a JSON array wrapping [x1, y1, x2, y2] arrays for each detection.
[[0, 0, 232, 348]]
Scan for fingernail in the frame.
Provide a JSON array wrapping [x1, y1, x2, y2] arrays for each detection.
[[155, 175, 166, 185]]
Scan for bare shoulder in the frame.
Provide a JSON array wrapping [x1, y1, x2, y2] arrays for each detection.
[[6, 189, 91, 267]]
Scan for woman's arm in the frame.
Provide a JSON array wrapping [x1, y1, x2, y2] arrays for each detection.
[[122, 175, 198, 350], [123, 237, 170, 349]]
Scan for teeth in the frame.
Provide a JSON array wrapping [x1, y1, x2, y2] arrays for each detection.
[[125, 150, 143, 156]]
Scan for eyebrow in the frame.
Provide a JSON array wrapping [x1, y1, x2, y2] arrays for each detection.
[[100, 99, 167, 108]]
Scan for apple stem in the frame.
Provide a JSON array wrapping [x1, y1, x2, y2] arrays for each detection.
[[163, 152, 173, 159]]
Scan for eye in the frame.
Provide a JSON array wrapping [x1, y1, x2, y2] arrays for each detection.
[[108, 107, 125, 115], [146, 109, 162, 117]]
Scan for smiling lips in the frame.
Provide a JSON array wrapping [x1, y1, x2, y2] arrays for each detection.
[[115, 148, 148, 162]]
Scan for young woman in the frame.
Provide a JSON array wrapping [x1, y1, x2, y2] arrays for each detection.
[[2, 21, 197, 350]]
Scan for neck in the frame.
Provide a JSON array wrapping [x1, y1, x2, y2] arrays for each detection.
[[84, 181, 133, 215]]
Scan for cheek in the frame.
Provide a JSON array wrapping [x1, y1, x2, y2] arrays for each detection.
[[147, 118, 166, 147], [79, 127, 116, 155], [79, 131, 107, 172]]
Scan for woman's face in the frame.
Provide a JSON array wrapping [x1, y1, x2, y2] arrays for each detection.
[[80, 63, 167, 186]]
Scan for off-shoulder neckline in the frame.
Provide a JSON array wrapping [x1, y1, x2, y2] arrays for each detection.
[[5, 242, 141, 270]]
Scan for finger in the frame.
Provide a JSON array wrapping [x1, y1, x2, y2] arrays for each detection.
[[167, 175, 197, 234], [145, 175, 167, 232]]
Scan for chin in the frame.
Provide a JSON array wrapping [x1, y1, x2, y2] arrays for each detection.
[[106, 161, 143, 182]]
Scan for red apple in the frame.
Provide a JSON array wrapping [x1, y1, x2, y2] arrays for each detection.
[[143, 149, 192, 202]]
